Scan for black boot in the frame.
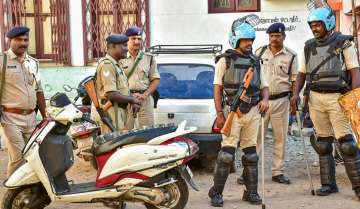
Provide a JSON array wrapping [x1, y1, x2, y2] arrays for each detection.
[[208, 147, 235, 207], [237, 173, 244, 185], [241, 147, 262, 205], [339, 135, 360, 199], [208, 186, 224, 207], [355, 187, 360, 200], [311, 136, 339, 196], [242, 190, 262, 205]]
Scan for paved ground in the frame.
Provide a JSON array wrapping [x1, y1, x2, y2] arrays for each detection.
[[0, 132, 359, 209]]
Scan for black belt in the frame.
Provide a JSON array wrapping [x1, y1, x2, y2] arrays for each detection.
[[269, 92, 291, 100], [311, 89, 342, 94], [100, 99, 127, 109], [130, 89, 146, 94]]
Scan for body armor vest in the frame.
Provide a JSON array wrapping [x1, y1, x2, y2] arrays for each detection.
[[305, 32, 352, 93], [216, 49, 261, 113]]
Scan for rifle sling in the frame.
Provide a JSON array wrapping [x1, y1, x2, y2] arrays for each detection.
[[126, 52, 144, 79]]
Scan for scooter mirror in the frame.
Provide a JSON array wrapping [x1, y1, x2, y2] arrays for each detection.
[[63, 85, 73, 92]]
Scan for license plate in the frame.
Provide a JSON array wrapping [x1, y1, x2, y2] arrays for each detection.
[[186, 166, 193, 178]]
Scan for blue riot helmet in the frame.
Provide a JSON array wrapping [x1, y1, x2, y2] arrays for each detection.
[[307, 7, 335, 32], [228, 22, 256, 49]]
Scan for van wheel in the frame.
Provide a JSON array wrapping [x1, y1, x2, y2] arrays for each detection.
[[1, 185, 50, 209]]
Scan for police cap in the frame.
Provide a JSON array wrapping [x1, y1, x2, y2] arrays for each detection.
[[106, 34, 128, 44], [125, 26, 142, 37], [6, 26, 30, 39], [266, 23, 286, 34]]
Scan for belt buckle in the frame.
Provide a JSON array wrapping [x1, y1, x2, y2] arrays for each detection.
[[21, 110, 28, 115]]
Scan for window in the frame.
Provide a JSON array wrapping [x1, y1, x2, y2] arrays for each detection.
[[158, 64, 214, 99], [208, 0, 260, 13]]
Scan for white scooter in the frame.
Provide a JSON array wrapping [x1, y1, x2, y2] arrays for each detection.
[[2, 92, 199, 209]]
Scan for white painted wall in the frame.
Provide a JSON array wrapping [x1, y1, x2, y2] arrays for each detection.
[[149, 0, 313, 55], [69, 0, 85, 66]]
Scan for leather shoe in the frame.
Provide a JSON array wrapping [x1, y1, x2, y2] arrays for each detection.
[[272, 174, 290, 184]]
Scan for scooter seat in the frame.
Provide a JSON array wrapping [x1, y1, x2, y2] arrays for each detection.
[[93, 125, 177, 156]]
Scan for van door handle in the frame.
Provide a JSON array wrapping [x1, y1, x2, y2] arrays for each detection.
[[168, 113, 175, 119]]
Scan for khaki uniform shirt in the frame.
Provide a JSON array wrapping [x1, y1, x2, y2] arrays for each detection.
[[95, 54, 130, 99], [93, 54, 130, 132], [213, 57, 269, 89], [0, 49, 42, 126], [255, 46, 298, 95], [120, 52, 160, 91]]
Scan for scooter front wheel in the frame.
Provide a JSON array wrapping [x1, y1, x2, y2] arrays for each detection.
[[144, 177, 189, 209], [1, 185, 50, 209]]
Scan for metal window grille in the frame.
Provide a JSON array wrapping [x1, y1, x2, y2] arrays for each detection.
[[82, 0, 149, 64]]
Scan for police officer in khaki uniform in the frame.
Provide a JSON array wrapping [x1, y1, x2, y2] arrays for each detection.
[[256, 23, 297, 184], [208, 22, 269, 207], [0, 26, 46, 177], [92, 34, 141, 134], [120, 26, 160, 129], [292, 7, 360, 199]]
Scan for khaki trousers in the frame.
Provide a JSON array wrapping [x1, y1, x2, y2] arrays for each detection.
[[2, 122, 34, 177], [221, 106, 260, 149], [309, 91, 352, 139], [257, 97, 289, 176], [127, 96, 154, 129]]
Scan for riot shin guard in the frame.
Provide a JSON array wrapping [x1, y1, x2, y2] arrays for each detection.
[[211, 147, 235, 195], [242, 147, 258, 191], [241, 146, 261, 205], [339, 135, 360, 196]]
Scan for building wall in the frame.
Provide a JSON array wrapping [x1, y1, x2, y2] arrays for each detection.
[[340, 0, 360, 35], [149, 0, 313, 55], [69, 0, 85, 66]]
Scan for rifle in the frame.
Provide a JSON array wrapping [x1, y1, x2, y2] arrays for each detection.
[[83, 79, 116, 132], [221, 67, 254, 137]]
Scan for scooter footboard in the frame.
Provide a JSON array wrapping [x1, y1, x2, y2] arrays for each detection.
[[4, 163, 40, 188]]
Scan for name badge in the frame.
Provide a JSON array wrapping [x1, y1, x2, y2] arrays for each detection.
[[7, 65, 17, 69]]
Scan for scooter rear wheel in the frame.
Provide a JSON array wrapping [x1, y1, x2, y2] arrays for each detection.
[[144, 177, 189, 209], [1, 185, 50, 209]]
